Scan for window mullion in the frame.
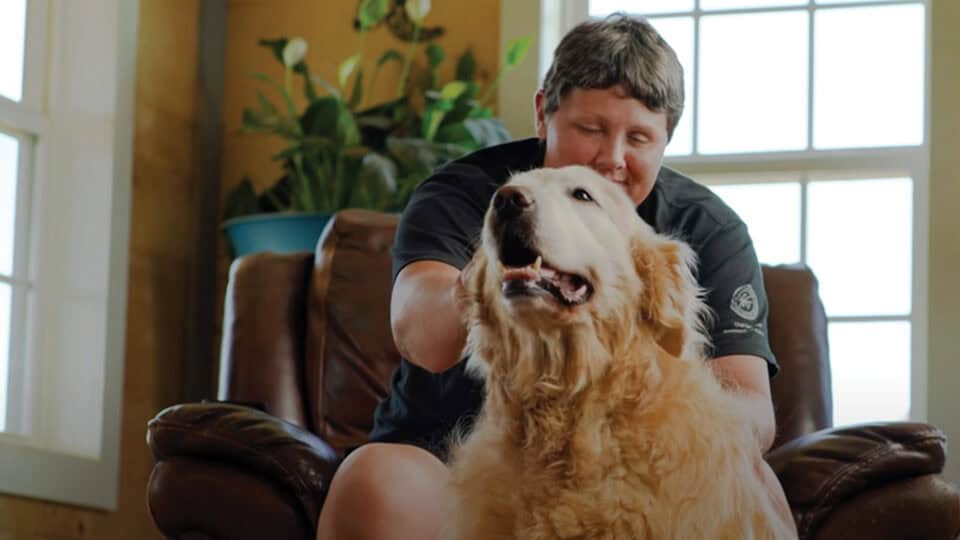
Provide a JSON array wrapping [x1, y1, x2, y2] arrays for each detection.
[[800, 172, 808, 266], [807, 2, 815, 151], [692, 9, 701, 156], [4, 283, 29, 434], [14, 132, 34, 285]]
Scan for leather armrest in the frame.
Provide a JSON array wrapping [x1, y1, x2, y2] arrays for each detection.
[[147, 402, 340, 525], [765, 422, 948, 538]]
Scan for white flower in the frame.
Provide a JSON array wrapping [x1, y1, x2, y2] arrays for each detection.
[[404, 0, 430, 22], [282, 37, 308, 67]]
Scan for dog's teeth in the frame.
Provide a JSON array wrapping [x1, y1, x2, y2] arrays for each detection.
[[532, 256, 542, 273]]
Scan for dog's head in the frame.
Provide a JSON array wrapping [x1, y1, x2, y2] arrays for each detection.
[[460, 166, 709, 396]]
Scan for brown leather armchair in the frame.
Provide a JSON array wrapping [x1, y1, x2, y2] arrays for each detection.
[[146, 209, 960, 540]]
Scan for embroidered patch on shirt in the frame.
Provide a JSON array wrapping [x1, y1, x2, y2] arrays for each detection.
[[730, 284, 759, 321]]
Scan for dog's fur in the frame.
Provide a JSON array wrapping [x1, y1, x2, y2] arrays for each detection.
[[443, 166, 792, 539]]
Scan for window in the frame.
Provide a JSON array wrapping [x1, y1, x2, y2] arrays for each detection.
[[0, 0, 136, 510], [0, 0, 40, 435], [582, 0, 928, 427]]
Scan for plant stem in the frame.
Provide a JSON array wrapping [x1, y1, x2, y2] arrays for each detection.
[[396, 22, 421, 99], [478, 68, 505, 106]]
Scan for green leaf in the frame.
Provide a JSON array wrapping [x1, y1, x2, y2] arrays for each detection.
[[438, 83, 480, 126], [223, 177, 261, 221], [358, 151, 398, 209], [310, 74, 342, 99], [249, 71, 300, 134], [455, 49, 476, 82], [433, 122, 475, 147], [301, 97, 340, 137], [505, 36, 532, 68], [255, 90, 278, 117], [468, 106, 494, 118], [439, 118, 511, 148], [421, 108, 440, 141], [466, 118, 511, 146], [299, 64, 318, 101], [348, 68, 364, 110], [301, 96, 360, 148], [337, 104, 361, 147], [338, 54, 362, 90], [357, 0, 390, 30], [426, 44, 445, 68], [241, 107, 265, 131], [440, 80, 468, 101], [376, 49, 405, 67], [386, 136, 468, 179]]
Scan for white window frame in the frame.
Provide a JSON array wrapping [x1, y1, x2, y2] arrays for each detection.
[[504, 0, 929, 424], [0, 0, 137, 510], [0, 0, 48, 436]]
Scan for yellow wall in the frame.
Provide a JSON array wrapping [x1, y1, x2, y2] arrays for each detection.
[[220, 0, 502, 199], [927, 0, 960, 484], [214, 0, 502, 354], [0, 1, 953, 538], [0, 1, 199, 538]]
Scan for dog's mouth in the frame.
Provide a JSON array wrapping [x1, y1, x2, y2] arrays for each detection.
[[496, 231, 594, 307]]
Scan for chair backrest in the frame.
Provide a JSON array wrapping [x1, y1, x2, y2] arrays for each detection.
[[221, 210, 834, 454], [762, 264, 833, 449]]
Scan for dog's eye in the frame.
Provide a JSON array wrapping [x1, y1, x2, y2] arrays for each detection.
[[572, 188, 594, 203]]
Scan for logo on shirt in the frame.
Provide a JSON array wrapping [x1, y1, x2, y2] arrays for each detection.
[[730, 284, 759, 321]]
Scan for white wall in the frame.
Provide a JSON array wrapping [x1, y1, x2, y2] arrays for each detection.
[[926, 0, 960, 485]]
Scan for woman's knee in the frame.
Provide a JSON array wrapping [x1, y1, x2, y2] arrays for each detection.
[[317, 443, 449, 540]]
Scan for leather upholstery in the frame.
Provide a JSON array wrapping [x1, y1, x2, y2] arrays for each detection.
[[764, 264, 833, 450], [148, 209, 960, 540], [217, 252, 314, 428], [306, 210, 400, 451]]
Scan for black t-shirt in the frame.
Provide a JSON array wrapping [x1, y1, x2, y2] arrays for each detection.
[[370, 138, 777, 458]]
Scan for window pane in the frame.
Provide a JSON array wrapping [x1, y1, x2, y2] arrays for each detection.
[[590, 0, 694, 16], [699, 11, 808, 154], [829, 321, 911, 426], [0, 283, 9, 431], [648, 17, 693, 157], [814, 5, 925, 149], [709, 182, 801, 264], [807, 178, 912, 316], [701, 0, 805, 9], [0, 0, 27, 102], [0, 132, 19, 277], [817, 0, 900, 3]]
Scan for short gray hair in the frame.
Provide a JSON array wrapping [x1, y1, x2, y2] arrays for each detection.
[[541, 13, 685, 139]]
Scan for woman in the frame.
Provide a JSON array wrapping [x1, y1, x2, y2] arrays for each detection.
[[317, 13, 797, 540]]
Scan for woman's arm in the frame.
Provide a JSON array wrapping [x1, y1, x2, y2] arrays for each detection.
[[711, 354, 798, 538], [390, 260, 467, 373]]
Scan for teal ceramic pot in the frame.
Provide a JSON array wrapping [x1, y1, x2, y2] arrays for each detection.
[[222, 212, 333, 258]]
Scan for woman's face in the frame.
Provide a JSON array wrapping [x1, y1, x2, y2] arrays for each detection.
[[536, 85, 670, 206]]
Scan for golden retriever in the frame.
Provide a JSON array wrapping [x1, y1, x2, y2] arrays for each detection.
[[443, 166, 793, 540]]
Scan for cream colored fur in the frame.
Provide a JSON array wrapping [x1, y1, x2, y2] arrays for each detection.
[[443, 166, 792, 540]]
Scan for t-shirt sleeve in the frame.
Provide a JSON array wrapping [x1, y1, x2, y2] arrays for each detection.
[[697, 222, 779, 377], [391, 164, 497, 281]]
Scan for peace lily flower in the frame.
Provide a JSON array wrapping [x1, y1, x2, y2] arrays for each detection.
[[282, 37, 308, 67], [404, 0, 431, 22]]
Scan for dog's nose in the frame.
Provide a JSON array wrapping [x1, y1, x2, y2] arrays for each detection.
[[493, 186, 532, 219]]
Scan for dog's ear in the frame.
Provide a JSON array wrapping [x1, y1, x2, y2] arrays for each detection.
[[456, 246, 489, 326], [633, 237, 704, 358]]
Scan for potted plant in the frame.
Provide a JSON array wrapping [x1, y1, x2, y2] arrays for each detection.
[[222, 0, 530, 258]]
